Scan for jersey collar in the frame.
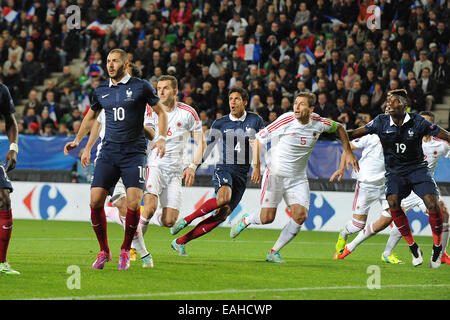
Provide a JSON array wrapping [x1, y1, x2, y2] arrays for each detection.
[[108, 73, 131, 87], [229, 111, 247, 122], [389, 112, 411, 127]]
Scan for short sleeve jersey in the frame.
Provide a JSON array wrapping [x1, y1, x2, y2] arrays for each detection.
[[364, 113, 440, 175], [256, 112, 337, 178], [207, 111, 265, 174], [90, 75, 159, 149], [144, 102, 202, 172]]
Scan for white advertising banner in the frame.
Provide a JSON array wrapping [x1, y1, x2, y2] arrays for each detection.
[[11, 182, 445, 236]]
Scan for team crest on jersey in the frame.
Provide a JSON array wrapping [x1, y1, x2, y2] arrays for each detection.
[[177, 122, 182, 128], [407, 128, 414, 138], [125, 88, 134, 101]]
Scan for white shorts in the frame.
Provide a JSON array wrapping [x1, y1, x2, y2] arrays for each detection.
[[145, 166, 182, 211], [352, 181, 389, 216], [110, 178, 126, 205], [260, 169, 310, 209]]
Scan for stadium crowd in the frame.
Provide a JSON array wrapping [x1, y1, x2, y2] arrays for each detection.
[[0, 0, 449, 138]]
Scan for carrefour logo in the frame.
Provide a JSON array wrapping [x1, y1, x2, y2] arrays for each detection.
[[23, 185, 67, 220]]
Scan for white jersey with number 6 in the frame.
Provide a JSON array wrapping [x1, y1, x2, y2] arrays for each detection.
[[144, 102, 202, 173]]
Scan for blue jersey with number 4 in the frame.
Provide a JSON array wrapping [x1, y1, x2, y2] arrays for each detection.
[[364, 113, 440, 175], [207, 111, 265, 174]]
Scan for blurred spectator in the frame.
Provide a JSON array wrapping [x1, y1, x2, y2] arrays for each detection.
[[23, 89, 43, 119], [21, 51, 43, 95], [432, 54, 449, 101], [413, 50, 433, 78], [3, 52, 22, 77], [407, 78, 426, 113], [42, 91, 62, 124], [170, 0, 193, 31], [56, 66, 79, 93], [39, 39, 59, 75], [335, 96, 356, 129], [418, 67, 438, 111]]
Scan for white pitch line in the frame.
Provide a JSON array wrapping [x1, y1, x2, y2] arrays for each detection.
[[29, 284, 450, 300]]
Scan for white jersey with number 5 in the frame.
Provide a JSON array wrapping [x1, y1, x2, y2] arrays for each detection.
[[256, 112, 337, 178], [144, 102, 202, 172]]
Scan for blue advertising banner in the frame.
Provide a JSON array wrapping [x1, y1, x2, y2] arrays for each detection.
[[1, 135, 449, 182]]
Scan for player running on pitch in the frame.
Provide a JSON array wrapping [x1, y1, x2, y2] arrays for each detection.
[[230, 92, 359, 263], [170, 87, 265, 256], [342, 89, 450, 268]]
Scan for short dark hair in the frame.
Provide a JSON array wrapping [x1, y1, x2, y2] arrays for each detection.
[[108, 48, 128, 62], [229, 87, 249, 103], [295, 92, 316, 106], [419, 111, 435, 122], [157, 75, 178, 89]]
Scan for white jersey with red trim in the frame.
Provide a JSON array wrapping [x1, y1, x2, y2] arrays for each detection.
[[423, 137, 450, 175], [144, 101, 202, 172], [350, 134, 385, 183], [256, 112, 337, 178]]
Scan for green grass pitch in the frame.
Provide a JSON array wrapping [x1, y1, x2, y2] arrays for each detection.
[[1, 219, 449, 300]]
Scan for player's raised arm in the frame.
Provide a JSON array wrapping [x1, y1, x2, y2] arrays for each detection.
[[64, 107, 101, 155], [347, 125, 370, 141], [435, 127, 450, 143]]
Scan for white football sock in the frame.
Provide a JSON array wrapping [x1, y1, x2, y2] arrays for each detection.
[[139, 217, 150, 236], [247, 212, 262, 225], [347, 222, 375, 252], [272, 219, 302, 252], [383, 225, 402, 257], [131, 225, 148, 258], [104, 206, 124, 227], [149, 211, 164, 227], [442, 223, 449, 252], [341, 218, 366, 239]]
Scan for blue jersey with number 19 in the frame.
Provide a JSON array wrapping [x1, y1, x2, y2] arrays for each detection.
[[364, 113, 440, 176], [90, 74, 159, 149]]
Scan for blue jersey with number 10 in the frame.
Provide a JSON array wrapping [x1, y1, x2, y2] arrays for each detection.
[[90, 74, 159, 149]]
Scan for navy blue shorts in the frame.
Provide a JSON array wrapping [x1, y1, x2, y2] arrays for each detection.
[[385, 166, 438, 201], [91, 142, 146, 191], [0, 166, 13, 192], [212, 166, 247, 212]]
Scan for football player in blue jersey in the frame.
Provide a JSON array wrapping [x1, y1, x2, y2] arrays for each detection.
[[170, 87, 265, 256], [345, 89, 450, 268], [64, 49, 168, 270], [0, 83, 20, 275]]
